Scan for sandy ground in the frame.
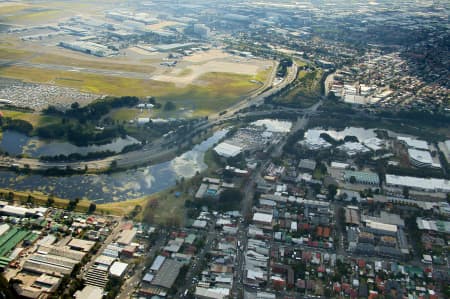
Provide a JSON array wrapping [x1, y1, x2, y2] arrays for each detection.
[[152, 61, 262, 87], [183, 49, 231, 63], [128, 47, 159, 56], [146, 21, 182, 30]]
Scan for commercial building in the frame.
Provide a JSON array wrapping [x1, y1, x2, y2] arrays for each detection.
[[344, 206, 360, 226], [59, 41, 116, 57], [337, 142, 371, 156], [117, 227, 137, 246], [298, 159, 316, 172], [214, 142, 243, 158], [416, 218, 450, 235], [195, 287, 230, 299], [13, 273, 62, 299], [74, 285, 104, 299], [109, 261, 128, 278], [0, 203, 47, 218], [68, 238, 95, 252], [253, 212, 273, 226], [397, 136, 429, 150], [407, 148, 441, 169], [362, 211, 405, 228], [151, 259, 183, 289], [150, 255, 165, 271], [343, 170, 380, 185], [193, 24, 211, 39], [385, 174, 450, 193]]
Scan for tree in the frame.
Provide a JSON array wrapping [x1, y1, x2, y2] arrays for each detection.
[[403, 186, 410, 199], [163, 101, 176, 111], [110, 160, 118, 169], [349, 176, 357, 184], [218, 189, 243, 211], [67, 198, 79, 211], [70, 102, 80, 109], [327, 184, 337, 200], [7, 191, 14, 203], [27, 195, 34, 205], [0, 274, 19, 298], [47, 196, 55, 207], [88, 203, 96, 214], [129, 205, 142, 218]]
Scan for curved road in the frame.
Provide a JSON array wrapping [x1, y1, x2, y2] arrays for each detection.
[[0, 61, 302, 173]]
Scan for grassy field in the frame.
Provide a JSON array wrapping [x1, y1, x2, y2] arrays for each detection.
[[141, 191, 187, 226], [254, 66, 273, 82], [0, 65, 173, 95], [1, 8, 63, 24], [1, 110, 60, 128], [0, 187, 151, 216], [30, 53, 156, 74], [276, 68, 323, 108], [0, 65, 263, 115], [0, 4, 33, 15], [0, 188, 92, 213], [96, 197, 150, 216], [109, 108, 140, 122], [0, 47, 32, 60]]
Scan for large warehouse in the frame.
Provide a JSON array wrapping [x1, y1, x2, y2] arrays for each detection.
[[214, 142, 243, 158]]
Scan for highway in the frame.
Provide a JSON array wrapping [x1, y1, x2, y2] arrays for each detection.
[[0, 61, 301, 174]]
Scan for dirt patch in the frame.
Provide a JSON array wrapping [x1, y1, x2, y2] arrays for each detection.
[[183, 49, 231, 63], [152, 61, 262, 87]]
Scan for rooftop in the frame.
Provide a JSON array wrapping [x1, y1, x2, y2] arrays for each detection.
[[151, 259, 182, 289], [253, 212, 273, 224], [386, 174, 450, 192], [397, 136, 428, 150], [214, 142, 243, 158], [74, 285, 104, 299], [109, 261, 128, 277]]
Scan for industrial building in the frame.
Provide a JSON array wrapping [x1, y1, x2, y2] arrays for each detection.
[[193, 24, 211, 39], [214, 142, 243, 158], [385, 174, 450, 193], [150, 259, 183, 290], [252, 212, 274, 226], [343, 170, 380, 185], [109, 261, 128, 278], [150, 255, 165, 272], [0, 202, 47, 218], [397, 136, 429, 151], [298, 159, 316, 173], [407, 148, 441, 169], [23, 244, 85, 275], [59, 41, 116, 57], [117, 227, 137, 246], [74, 285, 104, 299]]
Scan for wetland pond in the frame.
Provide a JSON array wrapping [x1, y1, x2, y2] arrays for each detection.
[[0, 129, 228, 203]]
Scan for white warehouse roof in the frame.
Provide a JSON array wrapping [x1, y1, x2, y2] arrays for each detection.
[[408, 148, 433, 165], [253, 212, 273, 224], [195, 287, 230, 299], [386, 174, 450, 193], [214, 142, 242, 158], [397, 136, 428, 150], [109, 261, 128, 277], [150, 255, 165, 271]]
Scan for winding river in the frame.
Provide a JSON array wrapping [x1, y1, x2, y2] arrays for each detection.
[[0, 129, 228, 203]]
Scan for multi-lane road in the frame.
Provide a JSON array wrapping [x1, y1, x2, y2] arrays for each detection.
[[231, 100, 322, 297], [0, 61, 301, 173]]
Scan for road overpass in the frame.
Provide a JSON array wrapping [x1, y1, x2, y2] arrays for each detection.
[[0, 61, 313, 174]]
